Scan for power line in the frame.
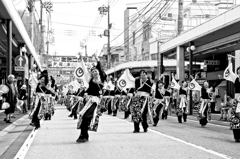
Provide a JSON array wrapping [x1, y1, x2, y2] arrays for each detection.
[[113, 0, 165, 44], [13, 0, 23, 6], [116, 0, 174, 48], [109, 0, 156, 43], [43, 20, 122, 30], [50, 0, 100, 4]]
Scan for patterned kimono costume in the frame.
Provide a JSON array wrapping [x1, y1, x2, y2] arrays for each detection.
[[65, 90, 75, 111], [99, 89, 108, 113], [119, 90, 128, 112], [152, 84, 166, 126], [112, 87, 122, 115], [130, 76, 154, 132], [70, 89, 86, 119], [30, 84, 52, 128], [198, 79, 222, 126], [176, 87, 188, 123], [226, 74, 240, 141], [77, 61, 106, 142]]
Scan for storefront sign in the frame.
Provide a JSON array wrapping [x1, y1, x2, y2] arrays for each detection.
[[204, 60, 220, 65]]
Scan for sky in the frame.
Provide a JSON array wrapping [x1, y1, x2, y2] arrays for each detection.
[[12, 0, 240, 57]]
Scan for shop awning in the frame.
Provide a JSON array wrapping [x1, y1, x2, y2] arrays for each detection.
[[0, 0, 42, 71]]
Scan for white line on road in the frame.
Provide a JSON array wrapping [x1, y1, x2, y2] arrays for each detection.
[[117, 117, 235, 159], [14, 120, 42, 159]]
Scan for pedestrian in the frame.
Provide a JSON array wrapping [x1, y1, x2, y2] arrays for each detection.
[[76, 54, 106, 143], [2, 75, 18, 123], [130, 69, 154, 133], [19, 84, 28, 114]]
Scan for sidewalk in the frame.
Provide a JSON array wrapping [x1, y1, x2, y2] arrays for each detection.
[[0, 110, 27, 132], [23, 105, 226, 159]]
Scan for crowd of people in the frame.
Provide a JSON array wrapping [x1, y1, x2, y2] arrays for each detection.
[[1, 54, 239, 144], [60, 55, 240, 143]]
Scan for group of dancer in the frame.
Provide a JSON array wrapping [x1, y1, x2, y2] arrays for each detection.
[[61, 54, 240, 143]]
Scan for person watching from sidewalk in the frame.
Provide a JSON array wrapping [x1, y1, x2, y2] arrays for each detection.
[[19, 84, 27, 114], [2, 75, 18, 123]]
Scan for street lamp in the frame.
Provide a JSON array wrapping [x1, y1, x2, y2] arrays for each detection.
[[186, 41, 195, 115]]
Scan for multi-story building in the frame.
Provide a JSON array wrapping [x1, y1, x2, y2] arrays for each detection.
[[101, 45, 124, 69], [183, 2, 219, 31]]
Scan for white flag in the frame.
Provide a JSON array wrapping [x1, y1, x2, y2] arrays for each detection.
[[223, 63, 238, 83], [188, 79, 202, 91], [73, 59, 91, 89], [117, 69, 135, 91], [170, 78, 180, 90], [68, 80, 81, 92], [103, 81, 115, 91], [62, 84, 68, 95]]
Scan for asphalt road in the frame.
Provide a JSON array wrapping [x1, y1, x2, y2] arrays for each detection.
[[19, 105, 239, 159]]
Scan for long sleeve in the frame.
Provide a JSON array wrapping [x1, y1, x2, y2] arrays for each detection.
[[151, 71, 155, 81], [96, 61, 107, 83]]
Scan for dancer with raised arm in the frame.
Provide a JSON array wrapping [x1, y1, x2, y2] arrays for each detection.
[[76, 54, 106, 143], [224, 55, 240, 142], [130, 68, 154, 133]]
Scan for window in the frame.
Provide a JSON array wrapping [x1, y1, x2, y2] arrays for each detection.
[[132, 31, 135, 45], [151, 53, 157, 60]]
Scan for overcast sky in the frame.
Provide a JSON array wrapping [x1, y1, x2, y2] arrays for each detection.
[[13, 0, 239, 57]]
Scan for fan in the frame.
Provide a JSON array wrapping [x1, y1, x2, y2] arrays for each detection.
[[0, 84, 9, 94]]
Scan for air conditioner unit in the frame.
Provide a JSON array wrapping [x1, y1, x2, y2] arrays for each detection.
[[168, 13, 172, 18]]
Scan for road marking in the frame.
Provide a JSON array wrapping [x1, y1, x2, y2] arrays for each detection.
[[168, 116, 230, 128], [0, 115, 28, 140], [14, 120, 43, 159], [117, 117, 235, 159]]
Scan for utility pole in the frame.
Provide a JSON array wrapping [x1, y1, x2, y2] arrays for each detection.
[[177, 0, 184, 35], [98, 5, 111, 69], [39, 0, 45, 56], [27, 0, 34, 111], [107, 5, 111, 69]]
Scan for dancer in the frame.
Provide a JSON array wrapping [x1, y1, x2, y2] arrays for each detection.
[[152, 74, 169, 126], [130, 69, 155, 133], [198, 75, 223, 127], [224, 55, 240, 142], [76, 54, 106, 143], [69, 87, 85, 119], [30, 70, 53, 129], [162, 83, 171, 120], [112, 84, 122, 116], [123, 88, 133, 119]]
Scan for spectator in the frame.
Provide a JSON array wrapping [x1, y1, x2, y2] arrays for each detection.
[[2, 75, 18, 123], [19, 85, 27, 114]]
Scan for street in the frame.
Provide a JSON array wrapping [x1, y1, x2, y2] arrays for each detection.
[[0, 104, 238, 159]]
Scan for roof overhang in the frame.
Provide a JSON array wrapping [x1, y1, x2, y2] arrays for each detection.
[[152, 5, 240, 60], [106, 60, 202, 75], [0, 0, 42, 71]]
